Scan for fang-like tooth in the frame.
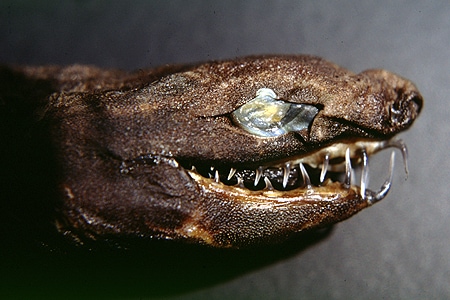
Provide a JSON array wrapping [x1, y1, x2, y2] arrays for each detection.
[[320, 153, 330, 183], [392, 139, 408, 178], [299, 163, 311, 188], [344, 148, 352, 188], [254, 166, 263, 186], [227, 168, 236, 180], [399, 143, 408, 179], [237, 177, 245, 188], [367, 151, 395, 204], [283, 163, 291, 188], [384, 139, 408, 178], [264, 177, 274, 190], [360, 149, 369, 199], [214, 170, 220, 183], [208, 167, 214, 178], [351, 169, 356, 186]]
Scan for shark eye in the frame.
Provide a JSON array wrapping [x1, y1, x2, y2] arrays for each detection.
[[231, 88, 319, 137]]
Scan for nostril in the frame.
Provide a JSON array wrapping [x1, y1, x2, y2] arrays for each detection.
[[409, 94, 423, 115], [389, 91, 423, 127], [394, 87, 423, 115]]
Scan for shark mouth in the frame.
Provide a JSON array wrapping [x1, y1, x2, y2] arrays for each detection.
[[181, 139, 408, 204]]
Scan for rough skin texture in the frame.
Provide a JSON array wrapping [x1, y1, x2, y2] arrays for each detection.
[[0, 56, 422, 248]]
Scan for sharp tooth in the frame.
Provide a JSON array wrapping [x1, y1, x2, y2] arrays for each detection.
[[227, 168, 236, 180], [254, 166, 263, 186], [368, 151, 395, 204], [387, 139, 408, 178], [401, 150, 408, 179], [237, 176, 245, 188], [283, 163, 291, 188], [214, 170, 220, 183], [360, 149, 369, 199], [320, 153, 330, 183], [397, 141, 408, 179], [190, 165, 197, 172], [299, 163, 311, 188], [344, 148, 352, 188], [264, 177, 274, 190], [208, 167, 214, 178]]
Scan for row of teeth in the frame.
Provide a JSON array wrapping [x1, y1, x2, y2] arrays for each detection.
[[191, 143, 408, 204], [204, 156, 324, 190], [119, 140, 408, 204], [224, 161, 313, 189]]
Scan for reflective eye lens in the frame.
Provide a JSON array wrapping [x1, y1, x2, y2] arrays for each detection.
[[232, 88, 319, 137]]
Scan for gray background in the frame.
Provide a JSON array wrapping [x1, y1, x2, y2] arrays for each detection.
[[1, 1, 449, 299]]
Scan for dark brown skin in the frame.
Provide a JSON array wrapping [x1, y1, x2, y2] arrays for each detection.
[[1, 56, 422, 248]]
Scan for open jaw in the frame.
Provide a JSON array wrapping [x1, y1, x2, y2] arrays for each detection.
[[181, 139, 408, 204]]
